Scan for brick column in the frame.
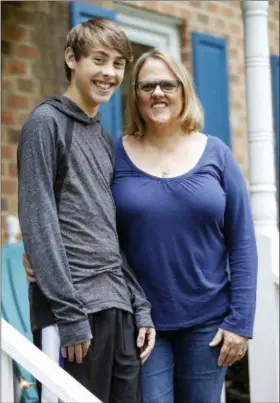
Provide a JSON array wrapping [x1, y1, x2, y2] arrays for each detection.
[[1, 3, 41, 243]]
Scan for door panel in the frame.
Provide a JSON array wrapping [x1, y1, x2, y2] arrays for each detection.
[[192, 32, 231, 147]]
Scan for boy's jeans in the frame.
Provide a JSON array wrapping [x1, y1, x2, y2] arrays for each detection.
[[141, 315, 227, 403]]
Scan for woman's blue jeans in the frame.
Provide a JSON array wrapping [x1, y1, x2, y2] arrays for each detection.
[[141, 316, 227, 403]]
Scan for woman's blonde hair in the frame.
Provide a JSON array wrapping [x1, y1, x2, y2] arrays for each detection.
[[124, 49, 204, 137]]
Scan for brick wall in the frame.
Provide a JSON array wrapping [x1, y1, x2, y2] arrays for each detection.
[[269, 0, 280, 55], [1, 1, 70, 243], [1, 0, 279, 243]]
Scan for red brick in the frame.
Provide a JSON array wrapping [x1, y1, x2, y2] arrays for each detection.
[[3, 24, 28, 41], [36, 2, 51, 13], [9, 163, 17, 177], [5, 59, 27, 75], [179, 8, 192, 19], [157, 3, 178, 16], [41, 82, 57, 96], [1, 126, 8, 143], [1, 110, 17, 125], [18, 113, 29, 126], [232, 101, 243, 110], [9, 199, 19, 214], [1, 162, 8, 176], [1, 179, 17, 195], [8, 94, 29, 110], [1, 145, 17, 160], [269, 20, 277, 31], [1, 40, 12, 55], [29, 98, 41, 110], [215, 19, 226, 30], [222, 7, 234, 17], [237, 64, 245, 77], [1, 198, 9, 212], [8, 128, 20, 143], [231, 1, 241, 7], [1, 216, 7, 232], [17, 79, 33, 93], [230, 23, 241, 32], [190, 1, 202, 8], [230, 74, 240, 84], [13, 10, 34, 25], [20, 1, 36, 12], [15, 44, 40, 60], [2, 79, 14, 90], [141, 2, 160, 11], [273, 9, 280, 22], [197, 14, 209, 24], [206, 3, 219, 13], [1, 230, 7, 245], [230, 48, 238, 59]]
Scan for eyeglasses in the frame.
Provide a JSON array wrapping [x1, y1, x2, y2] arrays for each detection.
[[135, 79, 182, 94]]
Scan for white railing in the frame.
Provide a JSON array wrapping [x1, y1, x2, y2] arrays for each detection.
[[273, 249, 279, 401], [221, 384, 226, 403], [248, 233, 279, 403], [1, 319, 101, 403]]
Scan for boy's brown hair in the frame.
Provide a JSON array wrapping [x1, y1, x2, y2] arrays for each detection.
[[64, 18, 133, 81]]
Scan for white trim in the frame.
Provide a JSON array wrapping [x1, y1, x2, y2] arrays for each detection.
[[1, 351, 14, 403], [116, 7, 181, 58], [1, 319, 101, 403], [220, 384, 226, 403], [114, 2, 181, 27], [273, 272, 279, 286], [41, 325, 61, 403], [6, 215, 20, 244]]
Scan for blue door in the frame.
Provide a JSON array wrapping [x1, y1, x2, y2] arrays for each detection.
[[192, 32, 231, 147], [70, 1, 122, 138]]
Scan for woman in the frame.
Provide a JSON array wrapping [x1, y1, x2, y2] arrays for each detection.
[[111, 50, 258, 403]]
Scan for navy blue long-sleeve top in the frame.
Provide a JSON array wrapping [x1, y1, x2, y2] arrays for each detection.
[[111, 135, 258, 338]]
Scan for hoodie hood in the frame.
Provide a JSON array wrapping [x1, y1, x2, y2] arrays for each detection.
[[38, 96, 101, 125]]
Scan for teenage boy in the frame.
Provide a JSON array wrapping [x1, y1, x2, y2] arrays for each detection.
[[17, 18, 155, 403]]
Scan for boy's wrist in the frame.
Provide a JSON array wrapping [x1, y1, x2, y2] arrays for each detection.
[[134, 312, 154, 329], [58, 317, 93, 347]]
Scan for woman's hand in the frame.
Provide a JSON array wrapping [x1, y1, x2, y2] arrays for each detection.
[[22, 254, 36, 283], [137, 327, 156, 364], [209, 328, 248, 366]]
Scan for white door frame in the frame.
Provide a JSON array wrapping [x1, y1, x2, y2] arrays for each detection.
[[116, 6, 181, 58]]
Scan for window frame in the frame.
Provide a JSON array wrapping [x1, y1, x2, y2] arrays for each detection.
[[115, 4, 181, 58]]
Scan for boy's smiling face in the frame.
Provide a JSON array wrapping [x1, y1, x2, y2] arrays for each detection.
[[65, 43, 126, 112]]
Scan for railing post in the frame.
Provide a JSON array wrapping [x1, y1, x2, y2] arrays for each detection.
[[248, 235, 279, 402], [6, 215, 20, 245], [221, 384, 226, 403], [242, 1, 279, 402], [1, 351, 14, 403]]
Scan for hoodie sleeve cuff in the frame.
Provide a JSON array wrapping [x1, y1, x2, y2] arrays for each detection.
[[58, 318, 93, 347], [134, 312, 155, 329]]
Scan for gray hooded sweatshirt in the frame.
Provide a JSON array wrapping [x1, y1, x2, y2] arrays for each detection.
[[17, 96, 153, 346]]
